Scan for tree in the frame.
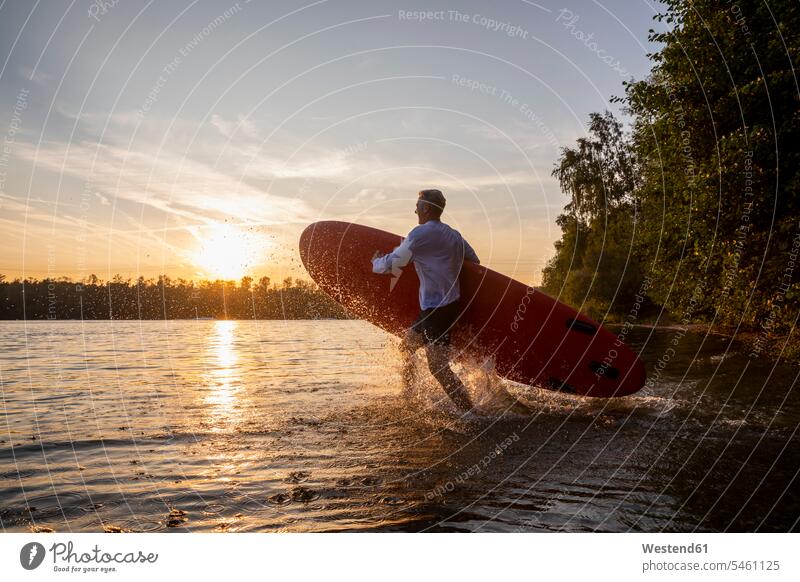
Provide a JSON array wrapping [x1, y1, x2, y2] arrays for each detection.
[[543, 111, 646, 320], [552, 111, 639, 223], [623, 0, 800, 328], [0, 276, 350, 320]]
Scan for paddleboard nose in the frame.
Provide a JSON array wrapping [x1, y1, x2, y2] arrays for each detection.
[[299, 220, 357, 282], [298, 222, 315, 268], [299, 221, 336, 272]]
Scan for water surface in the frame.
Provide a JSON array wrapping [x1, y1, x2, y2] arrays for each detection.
[[1, 320, 798, 532]]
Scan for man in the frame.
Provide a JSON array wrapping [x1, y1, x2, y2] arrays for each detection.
[[371, 189, 479, 411]]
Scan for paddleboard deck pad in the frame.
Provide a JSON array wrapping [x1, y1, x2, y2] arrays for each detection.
[[299, 220, 646, 397]]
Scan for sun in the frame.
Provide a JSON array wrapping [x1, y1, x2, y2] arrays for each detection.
[[192, 223, 268, 280]]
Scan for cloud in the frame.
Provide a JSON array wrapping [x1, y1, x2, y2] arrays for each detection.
[[18, 65, 53, 86], [460, 120, 564, 152], [0, 193, 86, 231], [210, 114, 260, 140], [243, 151, 354, 180], [347, 188, 386, 206], [349, 166, 554, 193], [206, 114, 364, 180], [13, 139, 312, 227]]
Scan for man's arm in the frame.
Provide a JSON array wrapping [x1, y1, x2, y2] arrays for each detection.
[[463, 239, 480, 265], [372, 230, 418, 274], [372, 249, 401, 274]]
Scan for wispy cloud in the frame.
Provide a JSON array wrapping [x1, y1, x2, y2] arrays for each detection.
[[210, 113, 260, 140], [13, 139, 312, 227]]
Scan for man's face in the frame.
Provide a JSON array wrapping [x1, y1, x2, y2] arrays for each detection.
[[415, 198, 427, 223]]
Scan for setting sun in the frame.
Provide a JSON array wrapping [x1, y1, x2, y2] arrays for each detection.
[[192, 223, 269, 280]]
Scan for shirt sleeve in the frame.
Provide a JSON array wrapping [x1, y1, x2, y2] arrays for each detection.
[[463, 238, 480, 264], [372, 227, 420, 274]]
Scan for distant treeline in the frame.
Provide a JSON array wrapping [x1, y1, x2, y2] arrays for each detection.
[[541, 0, 799, 359], [0, 275, 351, 320]]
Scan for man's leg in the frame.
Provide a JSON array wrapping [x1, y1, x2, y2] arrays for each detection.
[[399, 328, 424, 391], [425, 343, 473, 411]]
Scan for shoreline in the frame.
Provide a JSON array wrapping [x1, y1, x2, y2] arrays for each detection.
[[607, 322, 799, 366]]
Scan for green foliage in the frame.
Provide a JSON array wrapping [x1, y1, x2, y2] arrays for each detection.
[[551, 111, 639, 222], [627, 0, 800, 330], [543, 112, 652, 321], [544, 0, 800, 341]]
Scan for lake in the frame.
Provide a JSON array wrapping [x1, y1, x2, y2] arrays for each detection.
[[1, 320, 798, 532]]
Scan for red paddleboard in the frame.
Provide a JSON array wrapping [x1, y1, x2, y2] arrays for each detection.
[[299, 221, 646, 397]]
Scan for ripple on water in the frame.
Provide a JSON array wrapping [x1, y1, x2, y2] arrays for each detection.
[[201, 504, 226, 515], [118, 518, 164, 532], [23, 491, 91, 520], [267, 493, 292, 506], [283, 471, 311, 484], [290, 486, 320, 503]]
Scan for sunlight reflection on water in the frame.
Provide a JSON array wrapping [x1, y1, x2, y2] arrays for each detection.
[[205, 321, 241, 432], [0, 320, 798, 533]]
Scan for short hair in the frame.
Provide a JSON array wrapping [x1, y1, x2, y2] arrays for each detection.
[[418, 189, 446, 214]]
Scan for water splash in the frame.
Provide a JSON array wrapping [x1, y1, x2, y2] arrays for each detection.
[[400, 348, 532, 420]]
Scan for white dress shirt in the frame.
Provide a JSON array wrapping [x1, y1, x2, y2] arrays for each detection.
[[372, 220, 480, 310]]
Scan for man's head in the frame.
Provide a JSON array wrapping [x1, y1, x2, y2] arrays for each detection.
[[415, 189, 446, 224]]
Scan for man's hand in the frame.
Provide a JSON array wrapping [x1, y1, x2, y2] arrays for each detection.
[[371, 250, 385, 261]]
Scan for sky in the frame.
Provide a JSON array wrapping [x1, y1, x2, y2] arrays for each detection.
[[0, 0, 666, 286]]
